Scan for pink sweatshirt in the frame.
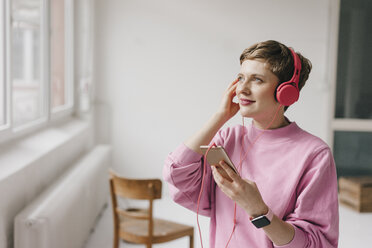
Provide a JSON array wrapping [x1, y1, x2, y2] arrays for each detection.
[[163, 121, 339, 248]]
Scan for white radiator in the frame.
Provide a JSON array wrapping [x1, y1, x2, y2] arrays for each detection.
[[14, 145, 111, 248]]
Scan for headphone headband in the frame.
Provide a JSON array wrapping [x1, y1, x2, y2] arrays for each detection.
[[288, 48, 302, 89]]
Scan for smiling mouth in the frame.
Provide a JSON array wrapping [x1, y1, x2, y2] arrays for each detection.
[[239, 99, 255, 106]]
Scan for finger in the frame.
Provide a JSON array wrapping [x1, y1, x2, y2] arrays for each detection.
[[227, 80, 239, 92], [226, 84, 238, 101], [226, 78, 239, 91], [219, 161, 241, 182], [230, 78, 240, 87], [211, 165, 226, 184], [229, 83, 238, 95], [211, 165, 233, 186], [211, 165, 224, 186], [211, 166, 235, 195]]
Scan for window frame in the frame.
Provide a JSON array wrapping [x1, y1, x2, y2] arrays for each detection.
[[0, 0, 75, 144], [328, 0, 372, 150], [0, 0, 6, 130], [0, 0, 12, 135]]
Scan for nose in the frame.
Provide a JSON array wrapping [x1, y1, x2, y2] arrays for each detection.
[[236, 79, 251, 96]]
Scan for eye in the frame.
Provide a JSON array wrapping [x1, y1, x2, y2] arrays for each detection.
[[237, 76, 244, 82], [254, 77, 263, 83]]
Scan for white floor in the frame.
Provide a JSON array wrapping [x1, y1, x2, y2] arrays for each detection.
[[84, 198, 372, 248]]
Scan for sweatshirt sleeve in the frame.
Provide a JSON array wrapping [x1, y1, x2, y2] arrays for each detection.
[[162, 128, 227, 217], [274, 147, 339, 248]]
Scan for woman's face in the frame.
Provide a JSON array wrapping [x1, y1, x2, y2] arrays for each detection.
[[236, 59, 281, 121]]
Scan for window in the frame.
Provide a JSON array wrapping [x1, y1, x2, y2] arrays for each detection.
[[50, 0, 65, 109], [331, 0, 372, 177], [0, 0, 5, 126], [334, 131, 372, 176], [335, 0, 372, 119], [51, 0, 73, 112], [11, 0, 44, 127], [0, 0, 76, 142], [76, 0, 94, 114]]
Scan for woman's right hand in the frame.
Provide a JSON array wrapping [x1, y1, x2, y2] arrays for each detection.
[[216, 78, 240, 122], [184, 78, 241, 154]]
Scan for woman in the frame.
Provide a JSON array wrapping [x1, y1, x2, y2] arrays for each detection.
[[163, 40, 339, 247]]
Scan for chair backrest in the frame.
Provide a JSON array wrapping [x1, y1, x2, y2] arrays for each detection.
[[109, 170, 162, 242], [109, 170, 162, 200]]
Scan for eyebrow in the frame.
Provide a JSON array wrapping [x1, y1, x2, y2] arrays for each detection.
[[238, 73, 265, 78]]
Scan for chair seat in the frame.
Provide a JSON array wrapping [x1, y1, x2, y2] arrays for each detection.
[[119, 218, 193, 244]]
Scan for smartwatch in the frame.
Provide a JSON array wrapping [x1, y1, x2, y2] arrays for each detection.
[[251, 207, 274, 228]]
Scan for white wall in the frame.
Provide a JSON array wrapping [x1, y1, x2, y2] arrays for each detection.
[[94, 0, 331, 177], [94, 0, 332, 246]]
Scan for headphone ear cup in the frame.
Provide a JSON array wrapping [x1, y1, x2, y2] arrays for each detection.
[[276, 84, 299, 106]]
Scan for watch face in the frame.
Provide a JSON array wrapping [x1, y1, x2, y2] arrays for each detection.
[[251, 216, 271, 228]]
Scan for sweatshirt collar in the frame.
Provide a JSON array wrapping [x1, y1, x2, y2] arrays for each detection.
[[245, 118, 301, 144]]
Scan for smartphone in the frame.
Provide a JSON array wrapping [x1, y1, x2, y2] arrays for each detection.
[[200, 146, 238, 175]]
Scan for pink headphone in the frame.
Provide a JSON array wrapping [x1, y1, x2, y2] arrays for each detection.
[[275, 48, 302, 106]]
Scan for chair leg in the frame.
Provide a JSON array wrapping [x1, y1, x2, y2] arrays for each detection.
[[113, 228, 119, 248], [190, 234, 194, 248]]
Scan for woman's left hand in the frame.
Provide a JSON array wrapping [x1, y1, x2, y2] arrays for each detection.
[[211, 160, 268, 218]]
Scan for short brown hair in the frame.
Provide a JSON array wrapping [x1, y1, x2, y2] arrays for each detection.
[[240, 40, 312, 109]]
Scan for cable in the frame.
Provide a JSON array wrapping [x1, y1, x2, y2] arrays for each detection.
[[224, 104, 283, 247], [196, 142, 216, 248], [196, 104, 283, 248]]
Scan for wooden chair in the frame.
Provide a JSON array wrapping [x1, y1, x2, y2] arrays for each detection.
[[109, 170, 194, 248]]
